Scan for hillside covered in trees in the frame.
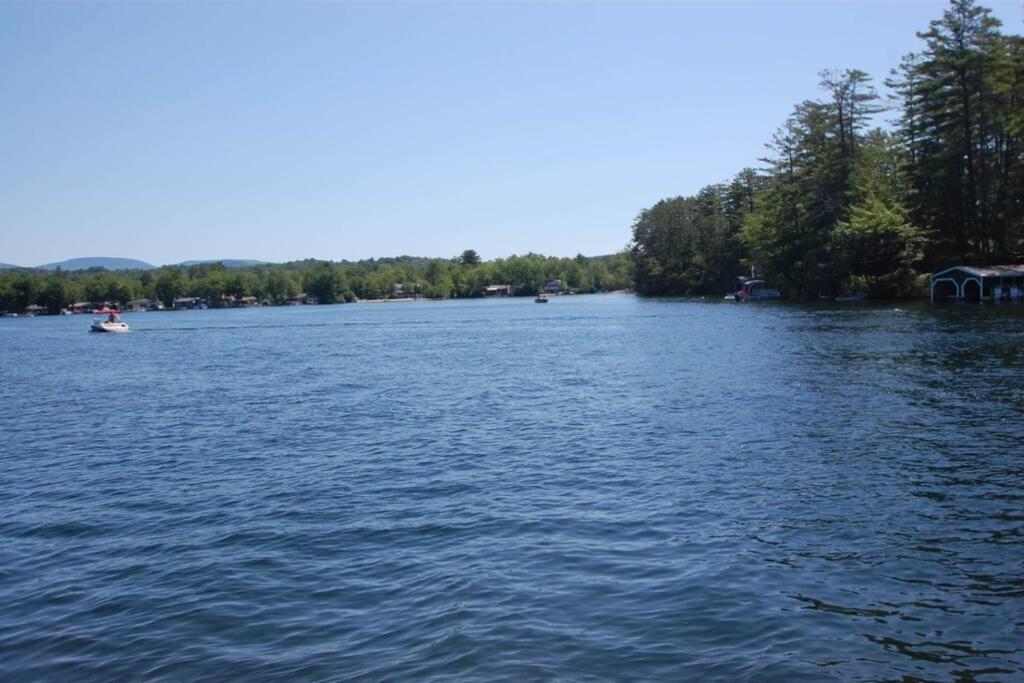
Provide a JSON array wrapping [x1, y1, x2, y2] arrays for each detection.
[[0, 252, 632, 314], [630, 0, 1023, 299]]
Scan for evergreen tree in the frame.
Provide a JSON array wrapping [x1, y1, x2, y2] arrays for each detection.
[[889, 0, 1009, 263]]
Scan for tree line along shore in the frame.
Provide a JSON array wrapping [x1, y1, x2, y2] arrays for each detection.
[[630, 0, 1023, 300], [0, 252, 633, 314]]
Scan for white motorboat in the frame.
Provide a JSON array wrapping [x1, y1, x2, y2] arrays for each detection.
[[91, 312, 130, 333]]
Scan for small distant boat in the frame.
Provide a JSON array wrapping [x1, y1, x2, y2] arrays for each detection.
[[90, 311, 129, 333], [535, 293, 550, 303], [725, 279, 782, 302], [835, 294, 866, 302]]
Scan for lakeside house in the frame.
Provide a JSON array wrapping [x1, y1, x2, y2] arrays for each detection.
[[217, 294, 258, 307], [544, 279, 562, 294], [930, 264, 1024, 302], [484, 284, 512, 296], [124, 298, 156, 312], [283, 293, 319, 305], [173, 296, 205, 310]]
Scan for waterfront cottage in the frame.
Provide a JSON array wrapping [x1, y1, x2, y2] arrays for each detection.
[[173, 296, 204, 310], [931, 265, 1024, 302], [124, 298, 153, 312], [484, 284, 512, 296]]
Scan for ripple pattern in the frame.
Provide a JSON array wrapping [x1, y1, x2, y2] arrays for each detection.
[[1, 296, 1022, 680]]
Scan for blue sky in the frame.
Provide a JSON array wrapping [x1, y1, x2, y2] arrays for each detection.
[[1, 1, 1021, 267]]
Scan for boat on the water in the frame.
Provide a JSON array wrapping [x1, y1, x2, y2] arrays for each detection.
[[90, 311, 129, 333], [535, 293, 550, 303], [725, 278, 782, 302]]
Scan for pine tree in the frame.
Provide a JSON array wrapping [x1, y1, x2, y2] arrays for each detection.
[[890, 0, 1006, 264]]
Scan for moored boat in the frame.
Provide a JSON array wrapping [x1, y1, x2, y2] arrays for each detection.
[[725, 278, 782, 302], [535, 293, 550, 303]]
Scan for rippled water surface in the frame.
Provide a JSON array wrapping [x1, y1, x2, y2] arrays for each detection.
[[1, 295, 1022, 681]]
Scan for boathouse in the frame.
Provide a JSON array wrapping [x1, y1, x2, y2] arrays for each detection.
[[930, 264, 1024, 302], [173, 296, 204, 310], [544, 279, 563, 294], [124, 298, 153, 312]]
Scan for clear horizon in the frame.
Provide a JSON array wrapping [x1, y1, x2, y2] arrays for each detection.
[[2, 0, 1021, 267]]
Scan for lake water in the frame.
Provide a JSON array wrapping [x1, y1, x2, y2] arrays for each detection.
[[1, 295, 1022, 681]]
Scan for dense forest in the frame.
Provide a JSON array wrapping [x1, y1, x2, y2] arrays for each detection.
[[631, 0, 1023, 299], [0, 252, 633, 313]]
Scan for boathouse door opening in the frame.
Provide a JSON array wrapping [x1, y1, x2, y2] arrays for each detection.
[[961, 279, 982, 302], [930, 279, 958, 301]]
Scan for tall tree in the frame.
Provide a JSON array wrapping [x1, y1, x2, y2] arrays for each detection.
[[304, 262, 341, 303], [889, 0, 1006, 263], [630, 174, 755, 296], [458, 249, 481, 267], [154, 267, 188, 307], [743, 68, 884, 298]]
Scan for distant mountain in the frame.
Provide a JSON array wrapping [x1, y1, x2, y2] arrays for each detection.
[[37, 257, 155, 271], [0, 262, 19, 270], [177, 259, 267, 268]]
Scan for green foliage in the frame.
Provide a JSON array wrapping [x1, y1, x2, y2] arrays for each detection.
[[0, 276, 14, 312], [0, 252, 632, 313], [631, 171, 760, 295], [304, 262, 342, 304], [82, 273, 136, 304], [13, 276, 39, 311], [38, 275, 80, 314], [154, 267, 187, 307], [888, 0, 1022, 264], [831, 194, 926, 296], [634, 0, 1021, 300], [265, 269, 297, 304], [741, 69, 884, 298]]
